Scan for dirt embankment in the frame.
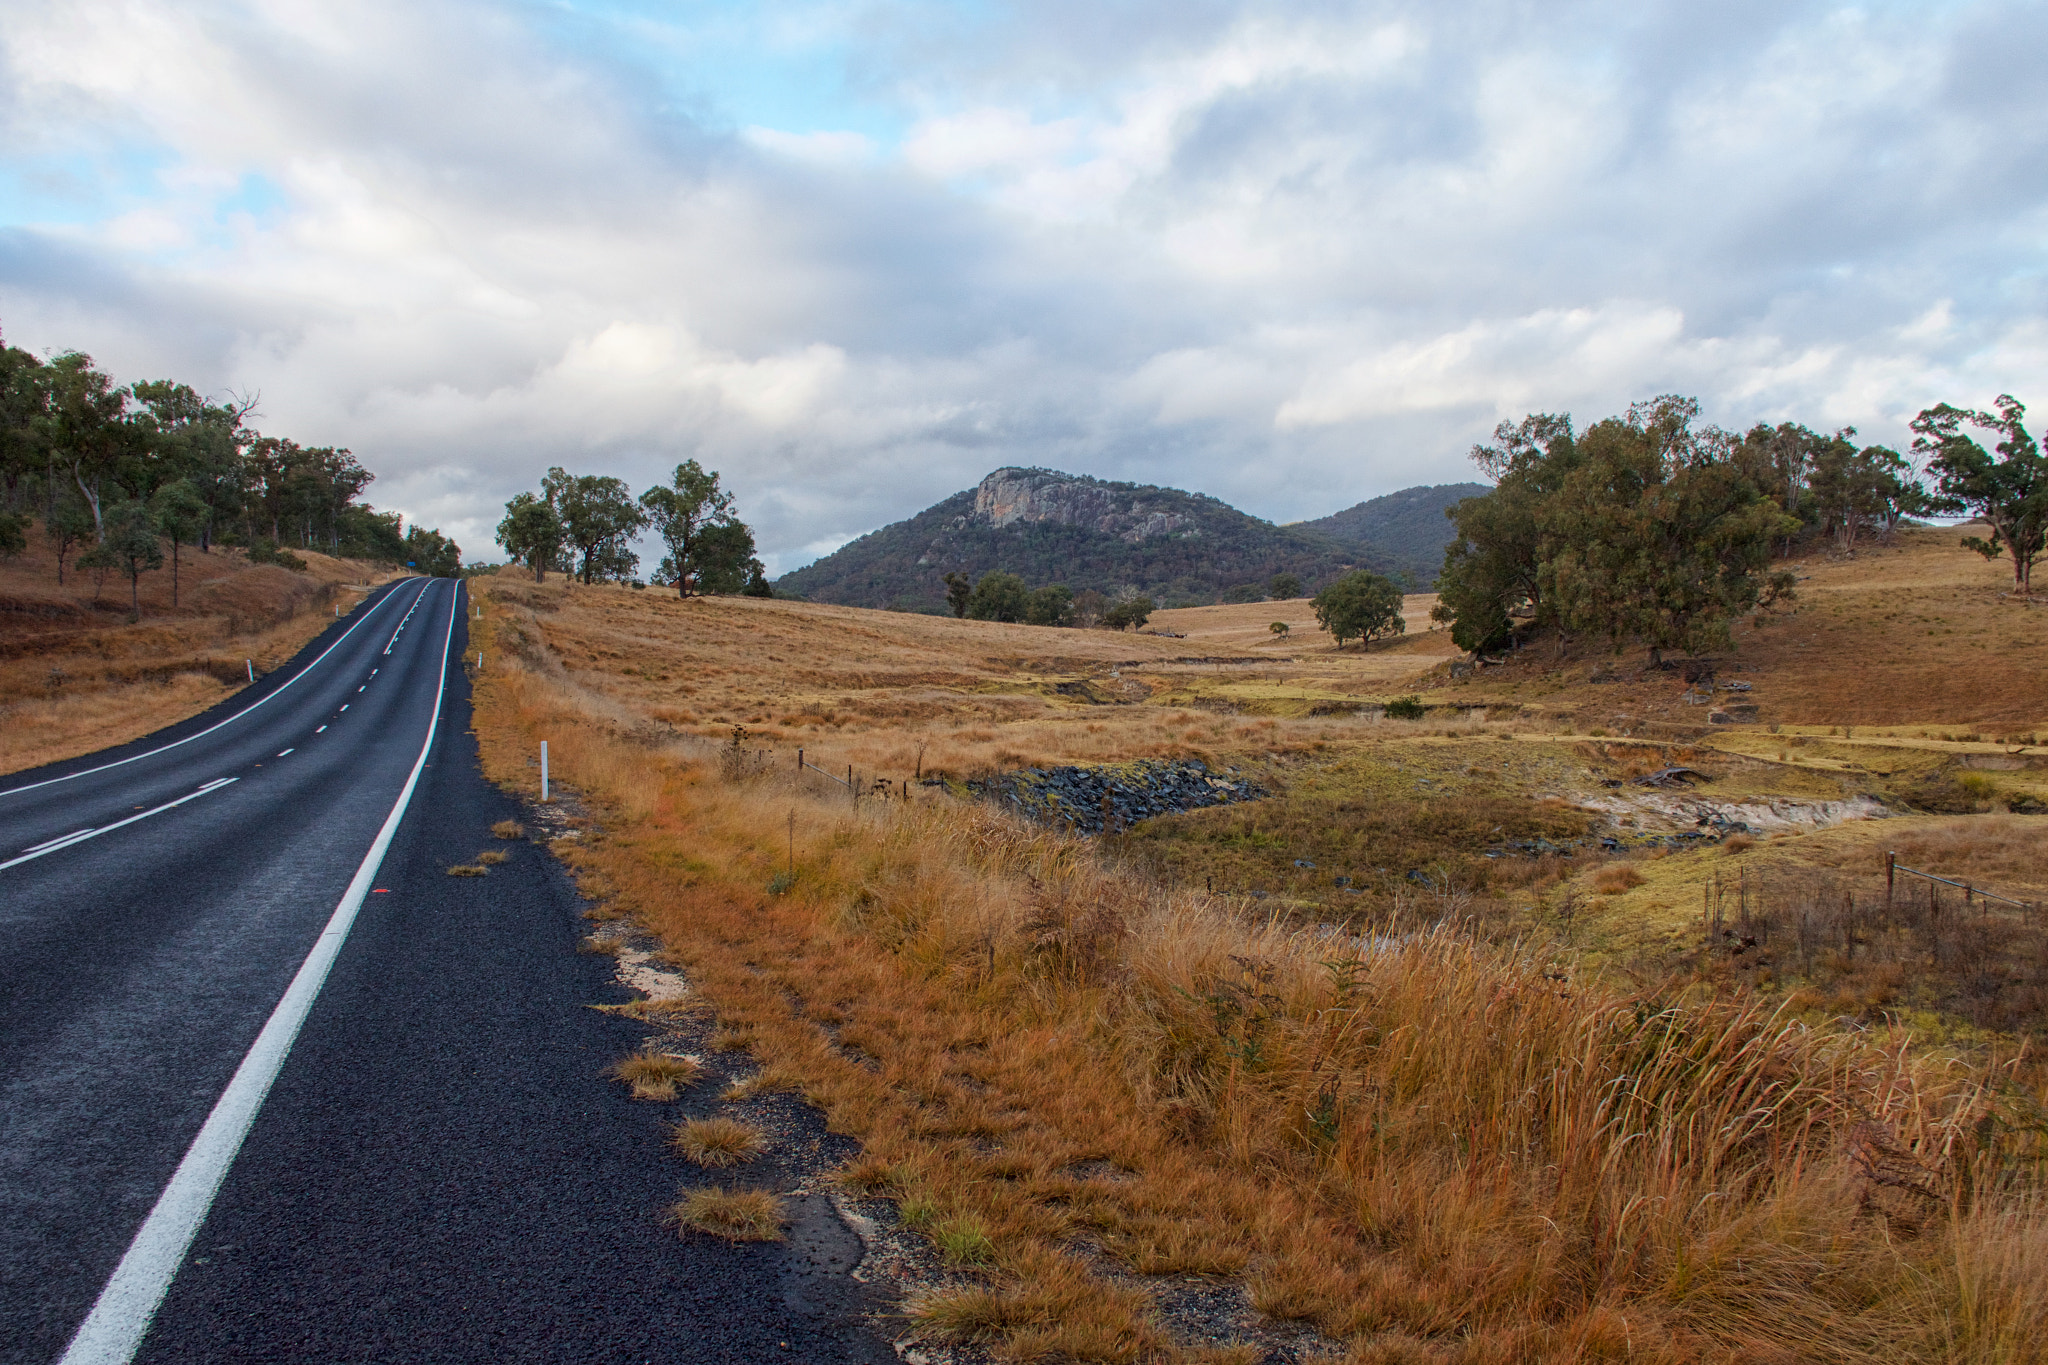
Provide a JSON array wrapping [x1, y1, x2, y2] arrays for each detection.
[[0, 521, 403, 775]]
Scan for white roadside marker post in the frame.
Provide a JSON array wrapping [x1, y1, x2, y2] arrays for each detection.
[[541, 741, 549, 802], [245, 659, 254, 682]]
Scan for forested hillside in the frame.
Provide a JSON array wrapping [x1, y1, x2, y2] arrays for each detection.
[[775, 468, 1390, 611], [1297, 481, 1490, 584]]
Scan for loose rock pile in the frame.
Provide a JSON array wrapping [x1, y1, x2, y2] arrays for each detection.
[[970, 759, 1267, 834]]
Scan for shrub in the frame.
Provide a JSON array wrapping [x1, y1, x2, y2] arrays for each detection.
[[1384, 695, 1426, 720]]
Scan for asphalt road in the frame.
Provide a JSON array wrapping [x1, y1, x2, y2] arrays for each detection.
[[1, 578, 894, 1363]]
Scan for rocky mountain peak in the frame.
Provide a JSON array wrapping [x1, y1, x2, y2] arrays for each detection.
[[968, 468, 1191, 543]]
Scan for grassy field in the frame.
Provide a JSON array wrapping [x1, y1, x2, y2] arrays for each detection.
[[464, 526, 2048, 1363], [0, 523, 402, 774]]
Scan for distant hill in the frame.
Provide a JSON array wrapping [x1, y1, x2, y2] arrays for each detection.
[[776, 468, 1394, 611], [1296, 483, 1491, 585]]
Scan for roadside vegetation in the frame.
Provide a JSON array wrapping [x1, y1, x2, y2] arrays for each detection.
[[0, 331, 452, 775], [465, 493, 2048, 1359]]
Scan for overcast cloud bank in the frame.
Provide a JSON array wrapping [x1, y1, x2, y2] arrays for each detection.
[[2, 0, 2042, 570]]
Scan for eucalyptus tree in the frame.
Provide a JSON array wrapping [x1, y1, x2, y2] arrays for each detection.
[[79, 500, 164, 618], [545, 467, 645, 584], [639, 459, 742, 596], [1913, 396, 2047, 597], [496, 492, 566, 582], [150, 479, 208, 605]]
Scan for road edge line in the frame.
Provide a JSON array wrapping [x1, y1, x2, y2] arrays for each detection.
[[56, 579, 459, 1365], [0, 579, 425, 799]]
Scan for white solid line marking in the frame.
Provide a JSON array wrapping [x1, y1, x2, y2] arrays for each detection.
[[3, 781, 240, 872], [276, 750, 294, 757], [315, 726, 326, 734], [0, 581, 424, 799], [58, 582, 456, 1365], [25, 828, 95, 854]]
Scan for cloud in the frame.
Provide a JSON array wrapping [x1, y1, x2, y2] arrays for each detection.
[[1, 0, 2044, 568]]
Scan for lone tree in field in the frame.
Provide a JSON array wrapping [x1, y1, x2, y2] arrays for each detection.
[[1101, 592, 1155, 631], [640, 459, 752, 596], [496, 492, 566, 582], [1433, 397, 1799, 664], [1913, 395, 2047, 597], [1312, 570, 1404, 649], [943, 572, 972, 618]]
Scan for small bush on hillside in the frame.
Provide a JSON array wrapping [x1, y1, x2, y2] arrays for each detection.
[[1384, 695, 1426, 720], [247, 537, 308, 573]]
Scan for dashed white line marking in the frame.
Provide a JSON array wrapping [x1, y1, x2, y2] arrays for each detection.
[[2, 780, 240, 872], [381, 590, 425, 655], [315, 726, 326, 734], [339, 705, 348, 712], [276, 749, 294, 757], [357, 686, 365, 693]]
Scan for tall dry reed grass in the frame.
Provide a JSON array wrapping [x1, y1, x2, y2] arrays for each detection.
[[470, 637, 2048, 1363]]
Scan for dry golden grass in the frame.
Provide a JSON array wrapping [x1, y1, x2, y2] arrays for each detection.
[[607, 1051, 700, 1101], [671, 1116, 767, 1167], [1590, 863, 1645, 894], [1434, 524, 2048, 732], [475, 849, 509, 865], [491, 820, 525, 839], [0, 520, 400, 775], [671, 1187, 788, 1241], [468, 628, 2048, 1363], [445, 864, 487, 877]]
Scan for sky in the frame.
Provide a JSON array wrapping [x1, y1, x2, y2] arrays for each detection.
[[1, 0, 2043, 573]]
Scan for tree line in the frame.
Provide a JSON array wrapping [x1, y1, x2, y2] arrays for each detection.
[[0, 334, 462, 613], [1432, 393, 2047, 662], [493, 460, 771, 597]]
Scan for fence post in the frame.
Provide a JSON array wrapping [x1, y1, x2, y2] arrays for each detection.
[[797, 747, 803, 773], [541, 740, 549, 802], [1885, 851, 1895, 905]]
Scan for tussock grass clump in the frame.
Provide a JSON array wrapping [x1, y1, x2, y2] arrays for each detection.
[[475, 849, 509, 865], [707, 1025, 754, 1052], [607, 1051, 700, 1101], [671, 1116, 767, 1166], [1590, 862, 1645, 893], [671, 1186, 787, 1241], [491, 819, 525, 838], [932, 1214, 996, 1265], [833, 1153, 895, 1193], [578, 932, 629, 955], [445, 863, 487, 877]]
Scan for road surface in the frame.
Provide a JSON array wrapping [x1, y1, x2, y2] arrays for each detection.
[[0, 578, 891, 1363]]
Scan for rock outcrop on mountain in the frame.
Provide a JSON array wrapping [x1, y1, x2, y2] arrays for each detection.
[[970, 468, 1192, 542], [775, 467, 1395, 613]]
